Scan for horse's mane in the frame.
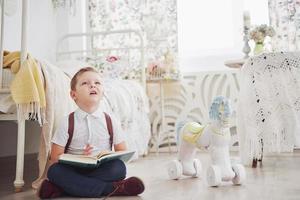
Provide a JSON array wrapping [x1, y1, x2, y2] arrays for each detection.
[[209, 96, 231, 120]]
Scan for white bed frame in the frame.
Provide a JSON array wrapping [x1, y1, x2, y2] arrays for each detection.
[[0, 0, 28, 192], [56, 29, 146, 88]]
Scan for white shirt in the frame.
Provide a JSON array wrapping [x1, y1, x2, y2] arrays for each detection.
[[52, 107, 125, 156]]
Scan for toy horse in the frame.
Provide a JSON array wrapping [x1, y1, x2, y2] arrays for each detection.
[[167, 96, 246, 186]]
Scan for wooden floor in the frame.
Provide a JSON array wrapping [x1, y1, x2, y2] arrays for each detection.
[[1, 151, 300, 200]]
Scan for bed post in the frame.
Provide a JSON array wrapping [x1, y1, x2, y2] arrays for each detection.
[[14, 0, 28, 192]]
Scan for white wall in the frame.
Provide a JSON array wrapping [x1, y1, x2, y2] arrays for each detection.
[[4, 0, 56, 61], [3, 0, 86, 62], [0, 0, 86, 157], [55, 0, 87, 60]]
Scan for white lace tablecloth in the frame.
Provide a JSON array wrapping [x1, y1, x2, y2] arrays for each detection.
[[237, 52, 300, 165]]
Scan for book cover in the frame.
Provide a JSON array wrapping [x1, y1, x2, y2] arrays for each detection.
[[58, 150, 135, 168]]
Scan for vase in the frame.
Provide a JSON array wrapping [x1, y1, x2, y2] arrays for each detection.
[[253, 42, 264, 55]]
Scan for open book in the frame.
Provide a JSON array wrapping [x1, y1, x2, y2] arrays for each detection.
[[58, 150, 135, 168]]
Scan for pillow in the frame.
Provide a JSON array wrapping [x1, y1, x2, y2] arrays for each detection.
[[55, 59, 91, 78]]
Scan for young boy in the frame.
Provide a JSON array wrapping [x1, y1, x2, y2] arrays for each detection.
[[38, 67, 145, 198]]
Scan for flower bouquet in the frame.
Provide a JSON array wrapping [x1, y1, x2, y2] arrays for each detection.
[[249, 24, 275, 54], [249, 24, 275, 43]]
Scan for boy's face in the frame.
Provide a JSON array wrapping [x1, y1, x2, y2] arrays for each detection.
[[70, 71, 103, 107]]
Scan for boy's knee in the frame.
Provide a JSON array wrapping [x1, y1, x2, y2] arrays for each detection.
[[110, 159, 126, 178], [113, 159, 126, 170]]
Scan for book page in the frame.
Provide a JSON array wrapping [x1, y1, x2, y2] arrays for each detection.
[[59, 150, 135, 168], [97, 150, 135, 164], [60, 151, 113, 161], [59, 154, 97, 164], [96, 150, 114, 159]]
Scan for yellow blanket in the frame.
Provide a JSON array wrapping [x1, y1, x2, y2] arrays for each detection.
[[7, 51, 46, 124]]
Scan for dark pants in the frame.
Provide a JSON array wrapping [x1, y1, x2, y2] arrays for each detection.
[[47, 159, 126, 197]]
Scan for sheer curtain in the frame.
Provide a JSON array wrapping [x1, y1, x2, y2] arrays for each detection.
[[269, 0, 300, 51], [88, 0, 178, 70]]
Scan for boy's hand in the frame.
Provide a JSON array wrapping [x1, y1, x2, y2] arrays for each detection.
[[83, 144, 93, 155]]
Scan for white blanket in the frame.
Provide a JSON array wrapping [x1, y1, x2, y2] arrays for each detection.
[[102, 79, 151, 158], [0, 68, 16, 113], [237, 52, 300, 166], [32, 60, 76, 189]]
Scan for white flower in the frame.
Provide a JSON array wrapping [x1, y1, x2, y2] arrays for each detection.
[[250, 24, 275, 43]]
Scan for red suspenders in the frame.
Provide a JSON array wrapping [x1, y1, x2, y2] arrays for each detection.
[[64, 112, 114, 153]]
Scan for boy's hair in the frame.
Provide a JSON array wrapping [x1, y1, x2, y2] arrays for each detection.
[[70, 67, 99, 90]]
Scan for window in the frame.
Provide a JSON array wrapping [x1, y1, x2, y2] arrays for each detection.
[[177, 0, 269, 71]]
